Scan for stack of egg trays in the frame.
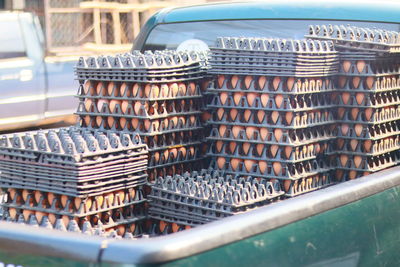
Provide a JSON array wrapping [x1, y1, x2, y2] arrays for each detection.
[[0, 127, 149, 238], [328, 48, 400, 180], [306, 25, 400, 53], [208, 37, 339, 77], [206, 37, 338, 197], [75, 50, 209, 182], [147, 169, 284, 232]]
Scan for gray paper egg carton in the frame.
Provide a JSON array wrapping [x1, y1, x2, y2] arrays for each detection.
[[330, 136, 400, 157], [209, 38, 339, 77], [335, 91, 400, 108], [306, 25, 400, 53], [148, 169, 283, 224], [334, 150, 400, 172], [2, 204, 146, 239], [336, 106, 400, 125], [75, 50, 208, 83], [207, 125, 334, 146]]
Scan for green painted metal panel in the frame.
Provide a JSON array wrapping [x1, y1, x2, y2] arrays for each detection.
[[129, 185, 400, 267]]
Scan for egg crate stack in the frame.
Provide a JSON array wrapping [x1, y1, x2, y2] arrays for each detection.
[[307, 25, 400, 181], [306, 25, 400, 53], [206, 37, 338, 197], [75, 50, 209, 183], [0, 127, 149, 238], [208, 37, 339, 77], [147, 169, 284, 232]]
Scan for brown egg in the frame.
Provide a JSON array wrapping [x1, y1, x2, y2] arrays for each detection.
[[258, 76, 267, 90], [178, 82, 187, 96], [256, 144, 264, 156], [217, 108, 225, 120], [84, 98, 93, 112], [8, 208, 17, 220], [144, 84, 151, 98], [274, 129, 283, 141], [272, 77, 281, 91], [351, 108, 359, 120], [108, 82, 118, 97], [342, 92, 351, 104], [23, 209, 33, 221], [244, 160, 255, 172], [274, 94, 284, 108], [270, 145, 279, 157], [339, 155, 348, 167], [22, 189, 29, 202], [219, 125, 227, 137], [33, 191, 42, 205], [365, 108, 373, 121], [216, 141, 224, 152], [231, 75, 239, 88], [120, 117, 127, 129], [121, 100, 129, 114], [354, 156, 362, 168], [349, 170, 357, 180], [356, 60, 365, 73], [170, 148, 178, 159], [230, 109, 238, 120], [132, 83, 140, 97], [35, 211, 46, 224], [232, 126, 244, 138], [171, 223, 180, 233], [188, 82, 196, 95], [178, 147, 187, 158], [170, 83, 179, 97], [284, 146, 292, 159], [97, 99, 109, 112], [246, 126, 257, 139], [220, 92, 229, 105], [131, 118, 139, 129], [233, 92, 244, 105], [286, 77, 295, 91], [244, 110, 252, 122], [217, 75, 225, 88], [120, 82, 130, 97], [271, 111, 280, 124], [366, 77, 374, 89], [363, 140, 372, 152], [338, 76, 347, 88], [354, 124, 363, 136], [189, 115, 196, 125], [355, 93, 364, 105], [352, 76, 361, 89], [242, 142, 251, 155], [229, 142, 237, 153], [260, 94, 269, 107], [247, 92, 258, 106], [107, 116, 115, 128], [272, 162, 282, 175], [151, 84, 160, 98], [342, 60, 351, 73], [285, 112, 293, 125], [341, 124, 349, 135], [96, 82, 106, 96], [244, 75, 252, 89], [230, 158, 242, 170], [350, 139, 358, 151], [257, 110, 265, 123], [83, 80, 93, 95], [259, 161, 267, 173], [260, 128, 268, 140], [159, 221, 168, 232], [134, 101, 142, 115], [47, 193, 56, 206], [159, 84, 169, 98], [109, 99, 121, 113], [8, 189, 17, 201], [61, 195, 69, 208]]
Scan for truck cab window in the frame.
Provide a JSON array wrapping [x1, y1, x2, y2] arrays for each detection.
[[0, 18, 27, 59]]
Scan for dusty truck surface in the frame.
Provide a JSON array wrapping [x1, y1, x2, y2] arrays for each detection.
[[1, 1, 400, 267], [0, 11, 78, 131]]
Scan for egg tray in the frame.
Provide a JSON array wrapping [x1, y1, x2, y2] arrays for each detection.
[[306, 25, 400, 53], [335, 121, 400, 140], [334, 169, 374, 182], [330, 136, 400, 156], [76, 50, 208, 71], [333, 150, 400, 172], [335, 75, 400, 93], [207, 125, 334, 147], [0, 127, 147, 165], [334, 90, 400, 108], [208, 92, 335, 113], [209, 157, 333, 181], [0, 158, 147, 184], [143, 129, 205, 152], [280, 172, 334, 197], [2, 186, 145, 218], [336, 58, 400, 76], [209, 108, 335, 130], [78, 80, 204, 102], [208, 140, 331, 163], [79, 114, 204, 137], [335, 105, 400, 125], [148, 147, 205, 170], [207, 67, 338, 78], [2, 204, 147, 238], [208, 75, 335, 95], [77, 98, 204, 120], [147, 213, 202, 227]]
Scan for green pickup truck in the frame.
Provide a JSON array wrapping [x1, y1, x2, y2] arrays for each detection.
[[1, 1, 400, 266]]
